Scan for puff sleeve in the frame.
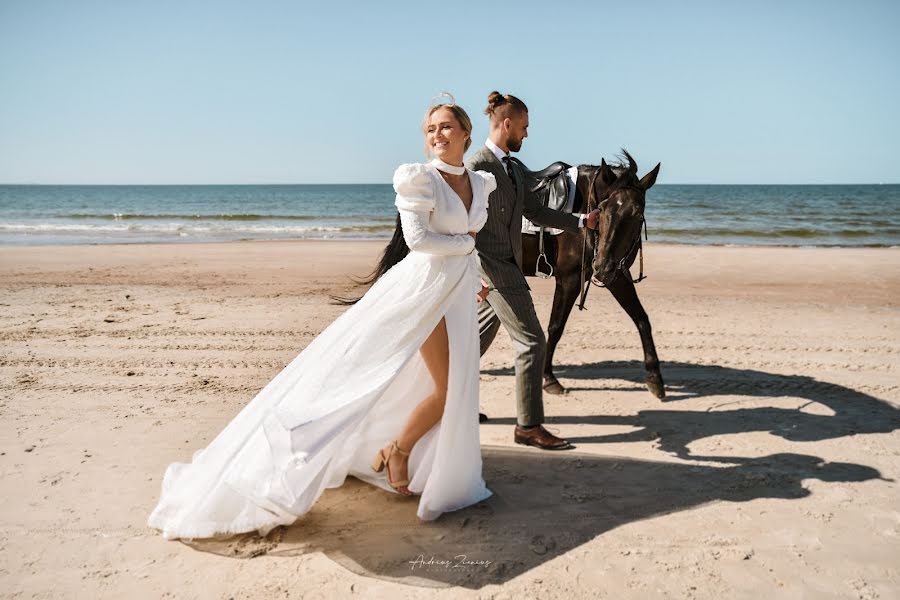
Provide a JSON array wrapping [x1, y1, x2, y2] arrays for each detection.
[[468, 170, 495, 232], [393, 163, 476, 256]]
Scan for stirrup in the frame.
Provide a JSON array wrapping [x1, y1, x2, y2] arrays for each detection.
[[535, 253, 554, 279]]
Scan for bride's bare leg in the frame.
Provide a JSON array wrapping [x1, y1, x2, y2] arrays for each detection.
[[382, 317, 449, 496]]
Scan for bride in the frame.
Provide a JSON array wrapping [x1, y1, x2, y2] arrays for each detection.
[[147, 95, 496, 540]]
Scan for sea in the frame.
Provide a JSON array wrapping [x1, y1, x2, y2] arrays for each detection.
[[0, 184, 898, 247]]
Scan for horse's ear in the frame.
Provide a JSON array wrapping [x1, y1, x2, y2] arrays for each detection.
[[599, 159, 617, 187], [622, 149, 638, 174], [640, 162, 661, 190]]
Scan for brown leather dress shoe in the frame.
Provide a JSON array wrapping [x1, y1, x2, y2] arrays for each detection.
[[514, 425, 572, 450]]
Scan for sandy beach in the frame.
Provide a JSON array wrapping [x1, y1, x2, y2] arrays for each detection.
[[1, 240, 898, 599]]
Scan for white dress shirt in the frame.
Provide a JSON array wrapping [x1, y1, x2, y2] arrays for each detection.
[[484, 140, 586, 228]]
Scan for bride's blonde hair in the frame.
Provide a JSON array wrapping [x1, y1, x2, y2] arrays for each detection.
[[422, 92, 473, 156]]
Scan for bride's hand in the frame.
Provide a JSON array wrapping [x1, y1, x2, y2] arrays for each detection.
[[468, 231, 477, 240], [476, 280, 490, 303]]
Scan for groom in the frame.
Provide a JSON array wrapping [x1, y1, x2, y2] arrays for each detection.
[[465, 91, 600, 450]]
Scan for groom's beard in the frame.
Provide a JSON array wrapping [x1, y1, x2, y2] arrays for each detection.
[[507, 137, 523, 153]]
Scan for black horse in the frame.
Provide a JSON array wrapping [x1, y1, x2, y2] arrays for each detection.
[[520, 151, 665, 399]]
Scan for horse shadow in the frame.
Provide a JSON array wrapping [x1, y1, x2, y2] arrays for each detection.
[[185, 448, 883, 589], [482, 360, 900, 463], [182, 362, 895, 588]]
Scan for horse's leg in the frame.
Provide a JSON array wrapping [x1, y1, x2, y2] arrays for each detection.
[[543, 236, 582, 395], [606, 276, 666, 399]]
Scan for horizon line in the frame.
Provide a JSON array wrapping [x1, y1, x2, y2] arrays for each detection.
[[2, 181, 899, 187]]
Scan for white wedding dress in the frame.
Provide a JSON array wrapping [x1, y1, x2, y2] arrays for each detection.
[[147, 162, 496, 540]]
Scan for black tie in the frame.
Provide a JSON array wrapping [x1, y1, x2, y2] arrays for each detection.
[[502, 156, 517, 192]]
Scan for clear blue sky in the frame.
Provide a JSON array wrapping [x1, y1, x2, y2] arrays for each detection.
[[1, 0, 898, 184]]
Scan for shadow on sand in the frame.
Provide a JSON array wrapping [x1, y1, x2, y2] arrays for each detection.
[[483, 360, 900, 462], [186, 449, 883, 588], [183, 362, 896, 588]]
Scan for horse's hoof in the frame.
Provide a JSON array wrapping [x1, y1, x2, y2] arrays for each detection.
[[646, 374, 666, 400], [543, 380, 568, 395]]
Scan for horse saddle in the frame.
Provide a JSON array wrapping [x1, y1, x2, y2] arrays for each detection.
[[508, 157, 576, 236]]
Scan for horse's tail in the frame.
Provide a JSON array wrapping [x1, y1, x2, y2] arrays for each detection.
[[330, 213, 409, 305]]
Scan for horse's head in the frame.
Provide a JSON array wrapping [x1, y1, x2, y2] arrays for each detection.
[[590, 151, 660, 285]]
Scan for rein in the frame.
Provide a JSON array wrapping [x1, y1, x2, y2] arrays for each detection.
[[577, 172, 648, 311]]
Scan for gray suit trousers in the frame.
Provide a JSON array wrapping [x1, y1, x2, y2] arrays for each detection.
[[478, 285, 545, 427]]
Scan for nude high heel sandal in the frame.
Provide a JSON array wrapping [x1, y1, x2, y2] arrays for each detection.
[[371, 440, 411, 491]]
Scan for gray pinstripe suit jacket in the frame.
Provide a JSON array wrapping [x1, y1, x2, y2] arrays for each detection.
[[465, 145, 580, 289]]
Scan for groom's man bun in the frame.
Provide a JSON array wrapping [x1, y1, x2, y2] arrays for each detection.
[[485, 91, 528, 123]]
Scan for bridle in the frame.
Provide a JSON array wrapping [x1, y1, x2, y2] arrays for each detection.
[[577, 168, 648, 311]]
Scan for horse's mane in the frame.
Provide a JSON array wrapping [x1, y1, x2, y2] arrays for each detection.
[[580, 148, 638, 184], [604, 149, 643, 192]]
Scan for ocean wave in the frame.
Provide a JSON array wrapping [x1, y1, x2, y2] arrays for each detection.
[[649, 227, 900, 239], [3, 181, 899, 247], [58, 213, 395, 221], [0, 222, 396, 234]]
